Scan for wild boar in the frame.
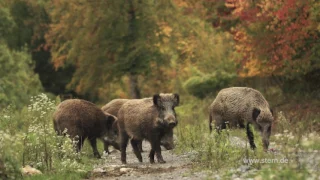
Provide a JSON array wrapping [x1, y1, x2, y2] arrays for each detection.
[[101, 99, 129, 153], [102, 98, 175, 153], [101, 99, 130, 116], [209, 87, 273, 150], [117, 93, 179, 164], [53, 99, 117, 158]]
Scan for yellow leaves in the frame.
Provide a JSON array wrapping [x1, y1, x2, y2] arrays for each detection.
[[239, 59, 261, 77], [157, 22, 173, 38], [113, 89, 128, 99], [225, 0, 250, 15], [174, 0, 188, 8], [52, 54, 67, 69], [177, 38, 195, 57], [238, 59, 278, 77], [225, 0, 237, 9], [162, 25, 173, 37], [155, 22, 174, 51]]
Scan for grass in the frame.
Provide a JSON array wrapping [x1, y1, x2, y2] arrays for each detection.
[[174, 96, 320, 179], [0, 94, 319, 179], [0, 94, 101, 179]]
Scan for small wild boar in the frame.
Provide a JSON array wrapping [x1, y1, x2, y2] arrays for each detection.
[[53, 99, 117, 158], [117, 93, 179, 164], [101, 99, 175, 153], [209, 87, 273, 150], [101, 99, 128, 153], [101, 99, 130, 116]]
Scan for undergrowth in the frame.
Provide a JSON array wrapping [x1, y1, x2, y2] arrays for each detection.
[[0, 94, 95, 179], [175, 97, 320, 179]]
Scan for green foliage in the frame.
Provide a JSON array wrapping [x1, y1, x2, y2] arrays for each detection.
[[254, 166, 312, 180], [6, 0, 33, 49], [0, 132, 23, 179], [0, 94, 91, 179], [0, 44, 43, 109], [183, 68, 236, 99], [0, 0, 75, 101], [175, 99, 320, 179], [0, 7, 15, 40], [46, 0, 175, 98]]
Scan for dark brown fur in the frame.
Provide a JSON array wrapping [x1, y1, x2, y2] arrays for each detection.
[[102, 99, 175, 153], [117, 93, 179, 164], [53, 99, 117, 158], [101, 99, 129, 153]]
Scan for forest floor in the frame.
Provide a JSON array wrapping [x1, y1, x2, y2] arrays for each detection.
[[90, 142, 208, 180], [89, 136, 320, 180]]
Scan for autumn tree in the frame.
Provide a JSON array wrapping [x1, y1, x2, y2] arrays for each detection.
[[46, 0, 177, 99], [0, 5, 43, 108], [2, 0, 75, 96]]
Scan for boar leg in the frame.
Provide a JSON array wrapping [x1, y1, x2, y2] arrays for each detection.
[[137, 141, 143, 152], [89, 137, 101, 158], [246, 123, 256, 150], [149, 148, 155, 163], [75, 136, 85, 153], [110, 141, 120, 151], [149, 136, 165, 164], [103, 142, 110, 154], [155, 143, 165, 163], [213, 114, 226, 133], [131, 139, 143, 162], [120, 132, 129, 164]]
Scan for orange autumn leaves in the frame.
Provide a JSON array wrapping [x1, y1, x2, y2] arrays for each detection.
[[228, 0, 317, 77]]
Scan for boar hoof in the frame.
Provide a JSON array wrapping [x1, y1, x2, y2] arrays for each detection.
[[94, 153, 101, 159], [158, 159, 166, 164]]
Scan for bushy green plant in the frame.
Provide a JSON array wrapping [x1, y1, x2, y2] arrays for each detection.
[[0, 44, 43, 109], [0, 94, 91, 179], [0, 130, 24, 179], [183, 68, 236, 99]]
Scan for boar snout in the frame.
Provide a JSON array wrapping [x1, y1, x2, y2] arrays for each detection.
[[168, 121, 177, 128], [263, 138, 269, 151], [165, 115, 177, 128], [161, 142, 174, 150]]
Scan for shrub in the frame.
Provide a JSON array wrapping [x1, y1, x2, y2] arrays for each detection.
[[0, 94, 90, 179], [183, 68, 236, 99]]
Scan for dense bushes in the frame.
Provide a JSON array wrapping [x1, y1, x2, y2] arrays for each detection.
[[183, 69, 236, 99], [0, 94, 89, 179]]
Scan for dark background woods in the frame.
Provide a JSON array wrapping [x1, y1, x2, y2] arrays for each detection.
[[0, 0, 319, 108]]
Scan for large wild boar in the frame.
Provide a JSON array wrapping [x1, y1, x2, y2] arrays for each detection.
[[101, 99, 175, 153], [117, 93, 179, 164], [53, 99, 117, 158], [209, 87, 273, 150]]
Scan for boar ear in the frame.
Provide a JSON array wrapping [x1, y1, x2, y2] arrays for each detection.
[[173, 93, 179, 106], [252, 108, 261, 121], [270, 108, 274, 116], [112, 119, 118, 129], [153, 94, 161, 106], [106, 115, 116, 130]]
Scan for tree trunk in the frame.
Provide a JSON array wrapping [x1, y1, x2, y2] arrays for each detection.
[[127, 0, 141, 99], [129, 73, 141, 98]]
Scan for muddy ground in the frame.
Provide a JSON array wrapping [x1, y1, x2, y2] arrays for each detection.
[[89, 137, 320, 180], [90, 141, 209, 180]]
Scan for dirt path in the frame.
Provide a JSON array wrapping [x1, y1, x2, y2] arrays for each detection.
[[89, 136, 320, 179], [90, 141, 206, 180]]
